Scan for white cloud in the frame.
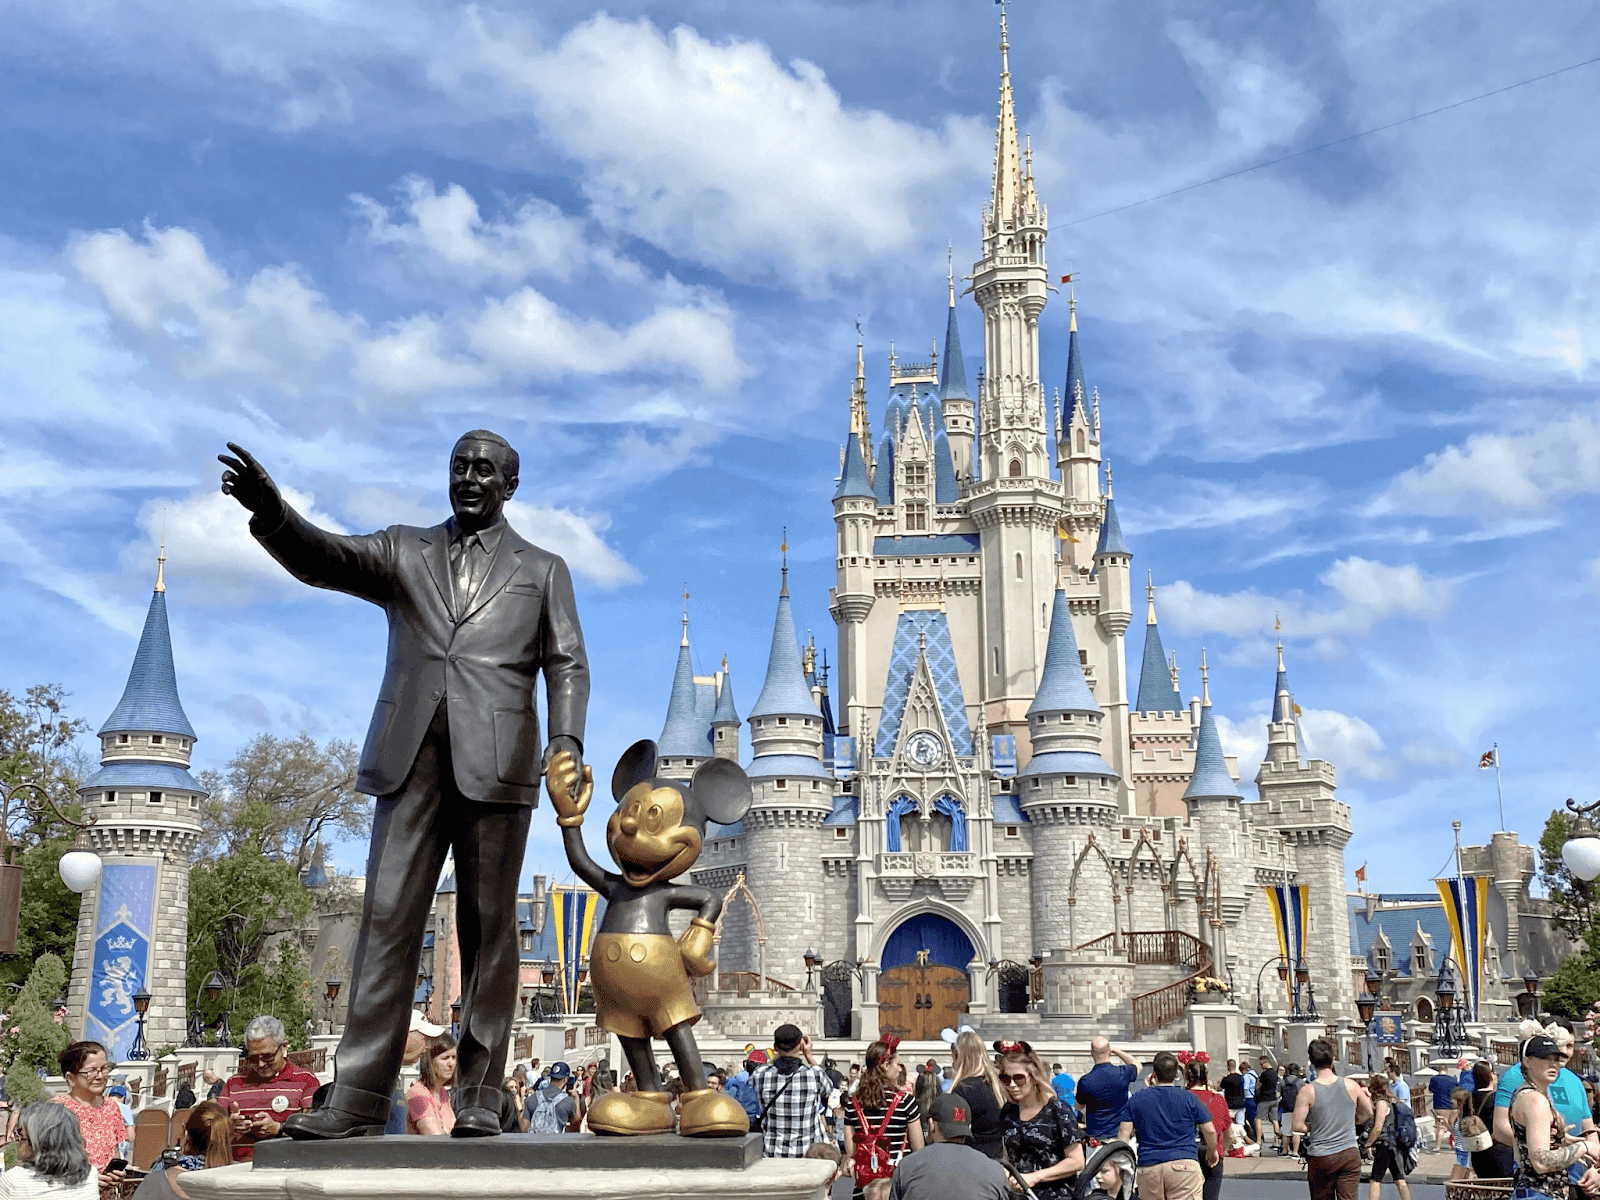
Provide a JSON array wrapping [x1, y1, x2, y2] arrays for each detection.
[[352, 176, 644, 286], [123, 486, 349, 606], [1123, 475, 1327, 534], [428, 12, 984, 285], [70, 222, 745, 401], [1167, 22, 1319, 152], [1383, 410, 1600, 517], [1298, 707, 1388, 780], [504, 501, 640, 590], [1161, 555, 1452, 642]]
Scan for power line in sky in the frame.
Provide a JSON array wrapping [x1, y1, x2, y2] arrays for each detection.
[[1063, 49, 1600, 227]]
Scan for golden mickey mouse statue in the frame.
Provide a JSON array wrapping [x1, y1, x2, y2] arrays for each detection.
[[547, 739, 753, 1136]]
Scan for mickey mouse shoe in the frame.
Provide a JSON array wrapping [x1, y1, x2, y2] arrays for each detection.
[[676, 1088, 751, 1137], [587, 1089, 675, 1136]]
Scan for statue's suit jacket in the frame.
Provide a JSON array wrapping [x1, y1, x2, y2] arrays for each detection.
[[253, 506, 588, 804]]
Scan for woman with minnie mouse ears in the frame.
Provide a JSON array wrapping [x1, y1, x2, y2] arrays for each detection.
[[996, 1040, 1086, 1199]]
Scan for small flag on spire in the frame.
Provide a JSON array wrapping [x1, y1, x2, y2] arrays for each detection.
[[1479, 749, 1497, 769], [1292, 703, 1302, 717], [1354, 862, 1367, 884], [1060, 274, 1073, 284], [1054, 517, 1078, 543]]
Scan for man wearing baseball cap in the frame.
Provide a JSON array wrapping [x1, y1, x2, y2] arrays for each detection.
[[526, 1062, 578, 1133], [889, 1092, 1012, 1199], [384, 1010, 447, 1134]]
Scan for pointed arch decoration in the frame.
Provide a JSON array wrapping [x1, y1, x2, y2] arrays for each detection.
[[1124, 826, 1170, 929], [1067, 832, 1121, 949]]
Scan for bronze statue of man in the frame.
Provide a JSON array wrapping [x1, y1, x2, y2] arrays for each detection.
[[219, 431, 589, 1139]]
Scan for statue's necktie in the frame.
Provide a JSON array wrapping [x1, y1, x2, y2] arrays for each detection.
[[450, 533, 482, 612]]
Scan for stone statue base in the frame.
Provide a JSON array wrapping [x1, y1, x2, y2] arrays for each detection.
[[178, 1135, 835, 1200]]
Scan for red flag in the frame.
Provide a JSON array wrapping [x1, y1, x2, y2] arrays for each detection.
[[1354, 863, 1367, 883], [1060, 274, 1073, 283], [1479, 749, 1496, 769]]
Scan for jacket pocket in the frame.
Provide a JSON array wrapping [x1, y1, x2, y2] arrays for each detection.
[[493, 708, 541, 785]]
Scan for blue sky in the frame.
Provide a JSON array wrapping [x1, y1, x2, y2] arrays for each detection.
[[3, 0, 1596, 894]]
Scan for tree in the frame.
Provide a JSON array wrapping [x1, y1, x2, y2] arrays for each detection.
[[1544, 949, 1600, 1018], [1538, 809, 1599, 938], [0, 954, 72, 1108], [196, 733, 365, 874], [187, 809, 314, 1042]]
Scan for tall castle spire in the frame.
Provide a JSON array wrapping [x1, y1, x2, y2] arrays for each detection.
[[940, 249, 976, 481], [1135, 573, 1184, 714], [989, 5, 1022, 236], [1182, 651, 1243, 803]]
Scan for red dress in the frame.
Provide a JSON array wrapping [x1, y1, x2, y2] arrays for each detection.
[[1190, 1086, 1231, 1153]]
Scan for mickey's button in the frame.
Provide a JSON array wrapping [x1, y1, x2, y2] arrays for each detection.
[[629, 943, 648, 963], [605, 943, 622, 963]]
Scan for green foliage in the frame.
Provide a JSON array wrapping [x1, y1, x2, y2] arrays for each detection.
[[0, 832, 82, 989], [195, 733, 365, 874], [1539, 810, 1598, 938], [0, 955, 72, 1108], [1543, 948, 1600, 1018], [187, 811, 313, 1042]]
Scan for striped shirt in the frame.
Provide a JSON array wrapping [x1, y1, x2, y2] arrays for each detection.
[[849, 1092, 922, 1200], [219, 1063, 319, 1160]]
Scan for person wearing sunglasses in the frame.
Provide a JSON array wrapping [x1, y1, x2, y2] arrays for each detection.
[[218, 1017, 318, 1161], [997, 1040, 1084, 1200], [49, 1042, 125, 1196]]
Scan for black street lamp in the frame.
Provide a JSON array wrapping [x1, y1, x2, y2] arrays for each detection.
[[450, 997, 462, 1038], [1516, 970, 1541, 1020], [128, 986, 152, 1060], [1255, 956, 1292, 1015], [803, 948, 821, 990], [1432, 957, 1469, 1058], [1296, 959, 1320, 1023], [323, 976, 341, 1035]]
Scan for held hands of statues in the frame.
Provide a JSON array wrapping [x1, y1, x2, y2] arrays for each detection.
[[217, 442, 285, 520], [547, 751, 592, 827], [678, 917, 717, 978]]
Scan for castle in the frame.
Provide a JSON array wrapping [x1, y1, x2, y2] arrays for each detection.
[[667, 11, 1357, 1043]]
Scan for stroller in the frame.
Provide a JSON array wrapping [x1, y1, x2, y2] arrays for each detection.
[[998, 1139, 1140, 1200]]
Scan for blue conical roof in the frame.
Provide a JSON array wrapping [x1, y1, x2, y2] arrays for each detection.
[[100, 589, 196, 739], [749, 576, 821, 720], [835, 432, 874, 500], [1135, 621, 1183, 714], [1095, 495, 1129, 557], [1064, 323, 1088, 423], [712, 667, 740, 725], [1184, 698, 1243, 802], [873, 436, 895, 505], [940, 301, 970, 402], [659, 637, 711, 756], [1028, 591, 1101, 716]]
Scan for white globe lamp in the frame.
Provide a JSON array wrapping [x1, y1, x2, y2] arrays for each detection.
[[58, 851, 103, 894]]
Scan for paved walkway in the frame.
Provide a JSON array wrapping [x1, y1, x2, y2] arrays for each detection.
[[1226, 1145, 1463, 1185]]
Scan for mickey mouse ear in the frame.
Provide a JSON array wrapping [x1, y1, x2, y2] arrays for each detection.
[[611, 740, 658, 801], [689, 758, 752, 826]]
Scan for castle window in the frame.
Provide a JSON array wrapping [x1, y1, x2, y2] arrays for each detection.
[[151, 735, 163, 745], [1030, 778, 1040, 789], [189, 795, 199, 810], [811, 781, 819, 790], [1008, 459, 1022, 478], [904, 463, 927, 490], [992, 647, 1000, 675], [1076, 428, 1085, 452], [777, 717, 787, 725], [776, 779, 787, 789], [1079, 649, 1087, 665], [1005, 826, 1019, 838], [102, 792, 115, 805], [835, 827, 848, 839], [1122, 828, 1131, 840], [148, 791, 163, 805], [1064, 776, 1075, 785], [1015, 554, 1023, 580], [906, 503, 927, 531], [118, 735, 129, 744]]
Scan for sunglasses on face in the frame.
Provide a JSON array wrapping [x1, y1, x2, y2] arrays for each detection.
[[1001, 1073, 1032, 1086]]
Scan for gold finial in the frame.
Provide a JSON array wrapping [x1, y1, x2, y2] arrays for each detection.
[[154, 533, 166, 594], [1200, 648, 1210, 706], [680, 585, 690, 647], [1146, 569, 1157, 625], [780, 528, 789, 596], [721, 654, 728, 672]]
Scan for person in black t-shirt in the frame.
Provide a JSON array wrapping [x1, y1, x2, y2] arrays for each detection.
[[1220, 1060, 1247, 1145], [1254, 1056, 1280, 1152]]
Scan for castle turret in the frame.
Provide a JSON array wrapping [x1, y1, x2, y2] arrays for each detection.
[[658, 612, 711, 781], [1182, 654, 1243, 807], [711, 659, 741, 763], [1093, 468, 1133, 805], [834, 339, 879, 744], [1019, 590, 1119, 954], [69, 552, 205, 1057], [1128, 574, 1195, 816], [743, 568, 831, 986], [1058, 297, 1102, 503], [939, 261, 975, 482]]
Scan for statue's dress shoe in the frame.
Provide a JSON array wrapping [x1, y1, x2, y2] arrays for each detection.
[[450, 1107, 502, 1138], [280, 1109, 385, 1140], [676, 1088, 750, 1137], [587, 1089, 674, 1136]]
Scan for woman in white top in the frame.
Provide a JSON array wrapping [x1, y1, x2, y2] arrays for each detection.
[[0, 1103, 99, 1199]]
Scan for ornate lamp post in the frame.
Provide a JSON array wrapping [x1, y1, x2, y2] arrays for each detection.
[[1516, 970, 1541, 1020], [1255, 956, 1291, 1015], [1432, 958, 1468, 1058], [128, 986, 152, 1060], [186, 971, 225, 1048], [323, 976, 341, 1035], [0, 779, 99, 955], [1295, 958, 1320, 1023], [1561, 800, 1600, 881], [803, 948, 821, 991]]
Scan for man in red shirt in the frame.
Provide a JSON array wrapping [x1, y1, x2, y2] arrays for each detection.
[[220, 1016, 321, 1160]]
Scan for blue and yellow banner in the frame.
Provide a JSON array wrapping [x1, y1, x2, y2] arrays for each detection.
[[1436, 874, 1490, 1020], [550, 887, 600, 1013], [1262, 883, 1310, 1010]]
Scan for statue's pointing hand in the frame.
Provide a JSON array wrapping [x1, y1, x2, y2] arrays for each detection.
[[218, 442, 284, 521], [548, 752, 592, 828]]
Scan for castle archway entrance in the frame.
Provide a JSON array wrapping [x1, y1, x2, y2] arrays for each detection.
[[879, 914, 973, 1041]]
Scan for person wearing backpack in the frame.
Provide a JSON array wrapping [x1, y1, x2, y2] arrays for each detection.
[[1364, 1074, 1413, 1200], [525, 1062, 577, 1135], [1277, 1064, 1304, 1159], [844, 1039, 924, 1198]]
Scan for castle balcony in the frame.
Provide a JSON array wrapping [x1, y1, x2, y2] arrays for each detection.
[[877, 851, 979, 902]]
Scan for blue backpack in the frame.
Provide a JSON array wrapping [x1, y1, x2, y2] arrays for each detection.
[[1391, 1102, 1418, 1150]]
